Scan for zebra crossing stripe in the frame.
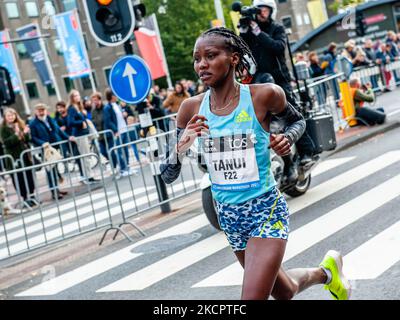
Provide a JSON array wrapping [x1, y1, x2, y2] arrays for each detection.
[[15, 215, 209, 297], [193, 173, 400, 288], [97, 233, 228, 292], [312, 157, 356, 177], [343, 220, 400, 280], [0, 181, 199, 256], [289, 151, 400, 214]]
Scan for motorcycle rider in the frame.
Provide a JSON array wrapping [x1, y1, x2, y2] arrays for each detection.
[[239, 0, 316, 182]]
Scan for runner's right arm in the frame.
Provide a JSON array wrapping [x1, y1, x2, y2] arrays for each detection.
[[160, 99, 208, 184]]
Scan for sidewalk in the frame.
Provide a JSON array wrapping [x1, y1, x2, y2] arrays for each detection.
[[330, 119, 400, 157]]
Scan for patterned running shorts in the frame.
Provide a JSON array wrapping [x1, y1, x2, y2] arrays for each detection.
[[216, 187, 290, 252]]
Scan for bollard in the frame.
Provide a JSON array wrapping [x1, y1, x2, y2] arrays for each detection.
[[339, 81, 358, 127], [148, 128, 171, 214], [138, 105, 171, 214]]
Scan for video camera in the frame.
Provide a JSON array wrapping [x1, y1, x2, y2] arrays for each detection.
[[231, 1, 261, 28]]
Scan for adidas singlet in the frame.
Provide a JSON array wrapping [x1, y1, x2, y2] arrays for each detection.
[[198, 84, 276, 204]]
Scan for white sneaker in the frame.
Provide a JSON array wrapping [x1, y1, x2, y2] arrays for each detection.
[[121, 171, 130, 177]]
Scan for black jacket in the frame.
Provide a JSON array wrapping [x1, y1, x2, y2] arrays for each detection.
[[240, 19, 291, 88]]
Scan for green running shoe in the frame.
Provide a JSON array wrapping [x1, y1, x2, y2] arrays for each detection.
[[320, 250, 351, 300]]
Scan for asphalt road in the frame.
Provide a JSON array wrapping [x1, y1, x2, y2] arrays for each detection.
[[3, 124, 400, 301]]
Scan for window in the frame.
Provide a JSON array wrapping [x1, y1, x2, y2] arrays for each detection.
[[281, 16, 292, 29], [44, 0, 56, 15], [16, 43, 30, 59], [46, 84, 56, 96], [278, 0, 287, 3], [62, 0, 77, 11], [296, 14, 303, 26], [5, 2, 19, 18], [25, 1, 39, 17], [26, 82, 39, 99], [63, 77, 75, 93], [303, 13, 311, 25], [104, 68, 111, 85], [81, 73, 98, 91]]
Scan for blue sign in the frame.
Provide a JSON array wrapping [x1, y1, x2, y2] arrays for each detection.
[[0, 30, 21, 93], [109, 55, 152, 104], [16, 24, 52, 86], [54, 11, 91, 79]]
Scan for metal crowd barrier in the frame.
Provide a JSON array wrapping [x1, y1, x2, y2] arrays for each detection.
[[0, 125, 204, 260], [0, 153, 118, 260]]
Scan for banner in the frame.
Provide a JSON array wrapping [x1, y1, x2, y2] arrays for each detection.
[[16, 24, 52, 86], [0, 30, 21, 93], [53, 10, 91, 79], [134, 14, 168, 81]]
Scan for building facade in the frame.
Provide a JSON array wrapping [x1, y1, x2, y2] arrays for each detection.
[[275, 0, 316, 44], [292, 0, 400, 53], [0, 0, 134, 116]]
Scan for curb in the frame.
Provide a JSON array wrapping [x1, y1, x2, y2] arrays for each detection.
[[324, 120, 400, 158]]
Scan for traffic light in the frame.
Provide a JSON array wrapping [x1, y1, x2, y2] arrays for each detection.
[[83, 0, 135, 47], [0, 66, 15, 106], [355, 11, 366, 37]]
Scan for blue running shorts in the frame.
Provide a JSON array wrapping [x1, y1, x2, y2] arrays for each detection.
[[216, 187, 290, 252]]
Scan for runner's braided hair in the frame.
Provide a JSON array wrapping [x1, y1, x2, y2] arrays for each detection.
[[200, 27, 257, 78]]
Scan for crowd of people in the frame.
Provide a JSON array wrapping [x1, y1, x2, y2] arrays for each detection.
[[0, 80, 203, 207], [295, 31, 400, 97]]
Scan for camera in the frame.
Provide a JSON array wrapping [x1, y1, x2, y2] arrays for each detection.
[[231, 1, 261, 28]]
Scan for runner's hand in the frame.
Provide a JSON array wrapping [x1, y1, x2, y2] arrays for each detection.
[[270, 134, 291, 157], [177, 115, 209, 154]]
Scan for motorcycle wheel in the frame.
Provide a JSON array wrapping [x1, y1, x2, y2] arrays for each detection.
[[202, 187, 221, 231], [285, 175, 312, 198]]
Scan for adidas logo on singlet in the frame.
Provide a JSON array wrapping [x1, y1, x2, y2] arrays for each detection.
[[235, 110, 252, 123]]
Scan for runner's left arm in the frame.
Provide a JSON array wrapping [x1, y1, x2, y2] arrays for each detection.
[[274, 101, 306, 146]]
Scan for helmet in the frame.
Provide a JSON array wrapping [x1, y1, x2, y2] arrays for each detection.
[[253, 0, 277, 20]]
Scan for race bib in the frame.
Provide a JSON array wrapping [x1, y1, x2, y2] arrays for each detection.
[[201, 134, 261, 192]]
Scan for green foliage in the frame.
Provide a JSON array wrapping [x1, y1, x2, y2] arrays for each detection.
[[329, 0, 365, 14], [142, 0, 252, 84]]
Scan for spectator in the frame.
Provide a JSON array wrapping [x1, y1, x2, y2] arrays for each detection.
[[103, 88, 137, 177], [376, 43, 394, 91], [29, 103, 70, 200], [82, 96, 93, 120], [67, 90, 99, 183], [349, 78, 386, 126], [0, 108, 37, 206], [159, 88, 168, 101], [162, 81, 190, 114], [54, 101, 84, 178], [322, 42, 340, 101], [186, 80, 196, 96], [363, 39, 380, 90], [90, 92, 115, 167]]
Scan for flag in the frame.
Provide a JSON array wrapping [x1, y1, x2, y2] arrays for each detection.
[[134, 14, 168, 81], [54, 10, 91, 79], [16, 24, 52, 86], [0, 30, 21, 93]]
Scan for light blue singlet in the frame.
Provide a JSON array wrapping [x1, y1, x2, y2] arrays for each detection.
[[198, 84, 276, 204]]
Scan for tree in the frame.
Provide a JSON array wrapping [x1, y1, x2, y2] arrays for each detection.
[[143, 0, 216, 83]]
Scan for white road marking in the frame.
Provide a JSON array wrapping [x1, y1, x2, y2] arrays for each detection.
[[343, 220, 400, 280], [193, 174, 400, 287], [15, 214, 210, 297]]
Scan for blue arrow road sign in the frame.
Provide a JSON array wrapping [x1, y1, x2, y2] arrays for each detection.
[[109, 55, 152, 104]]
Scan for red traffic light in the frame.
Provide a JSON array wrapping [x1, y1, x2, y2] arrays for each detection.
[[96, 0, 113, 5]]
